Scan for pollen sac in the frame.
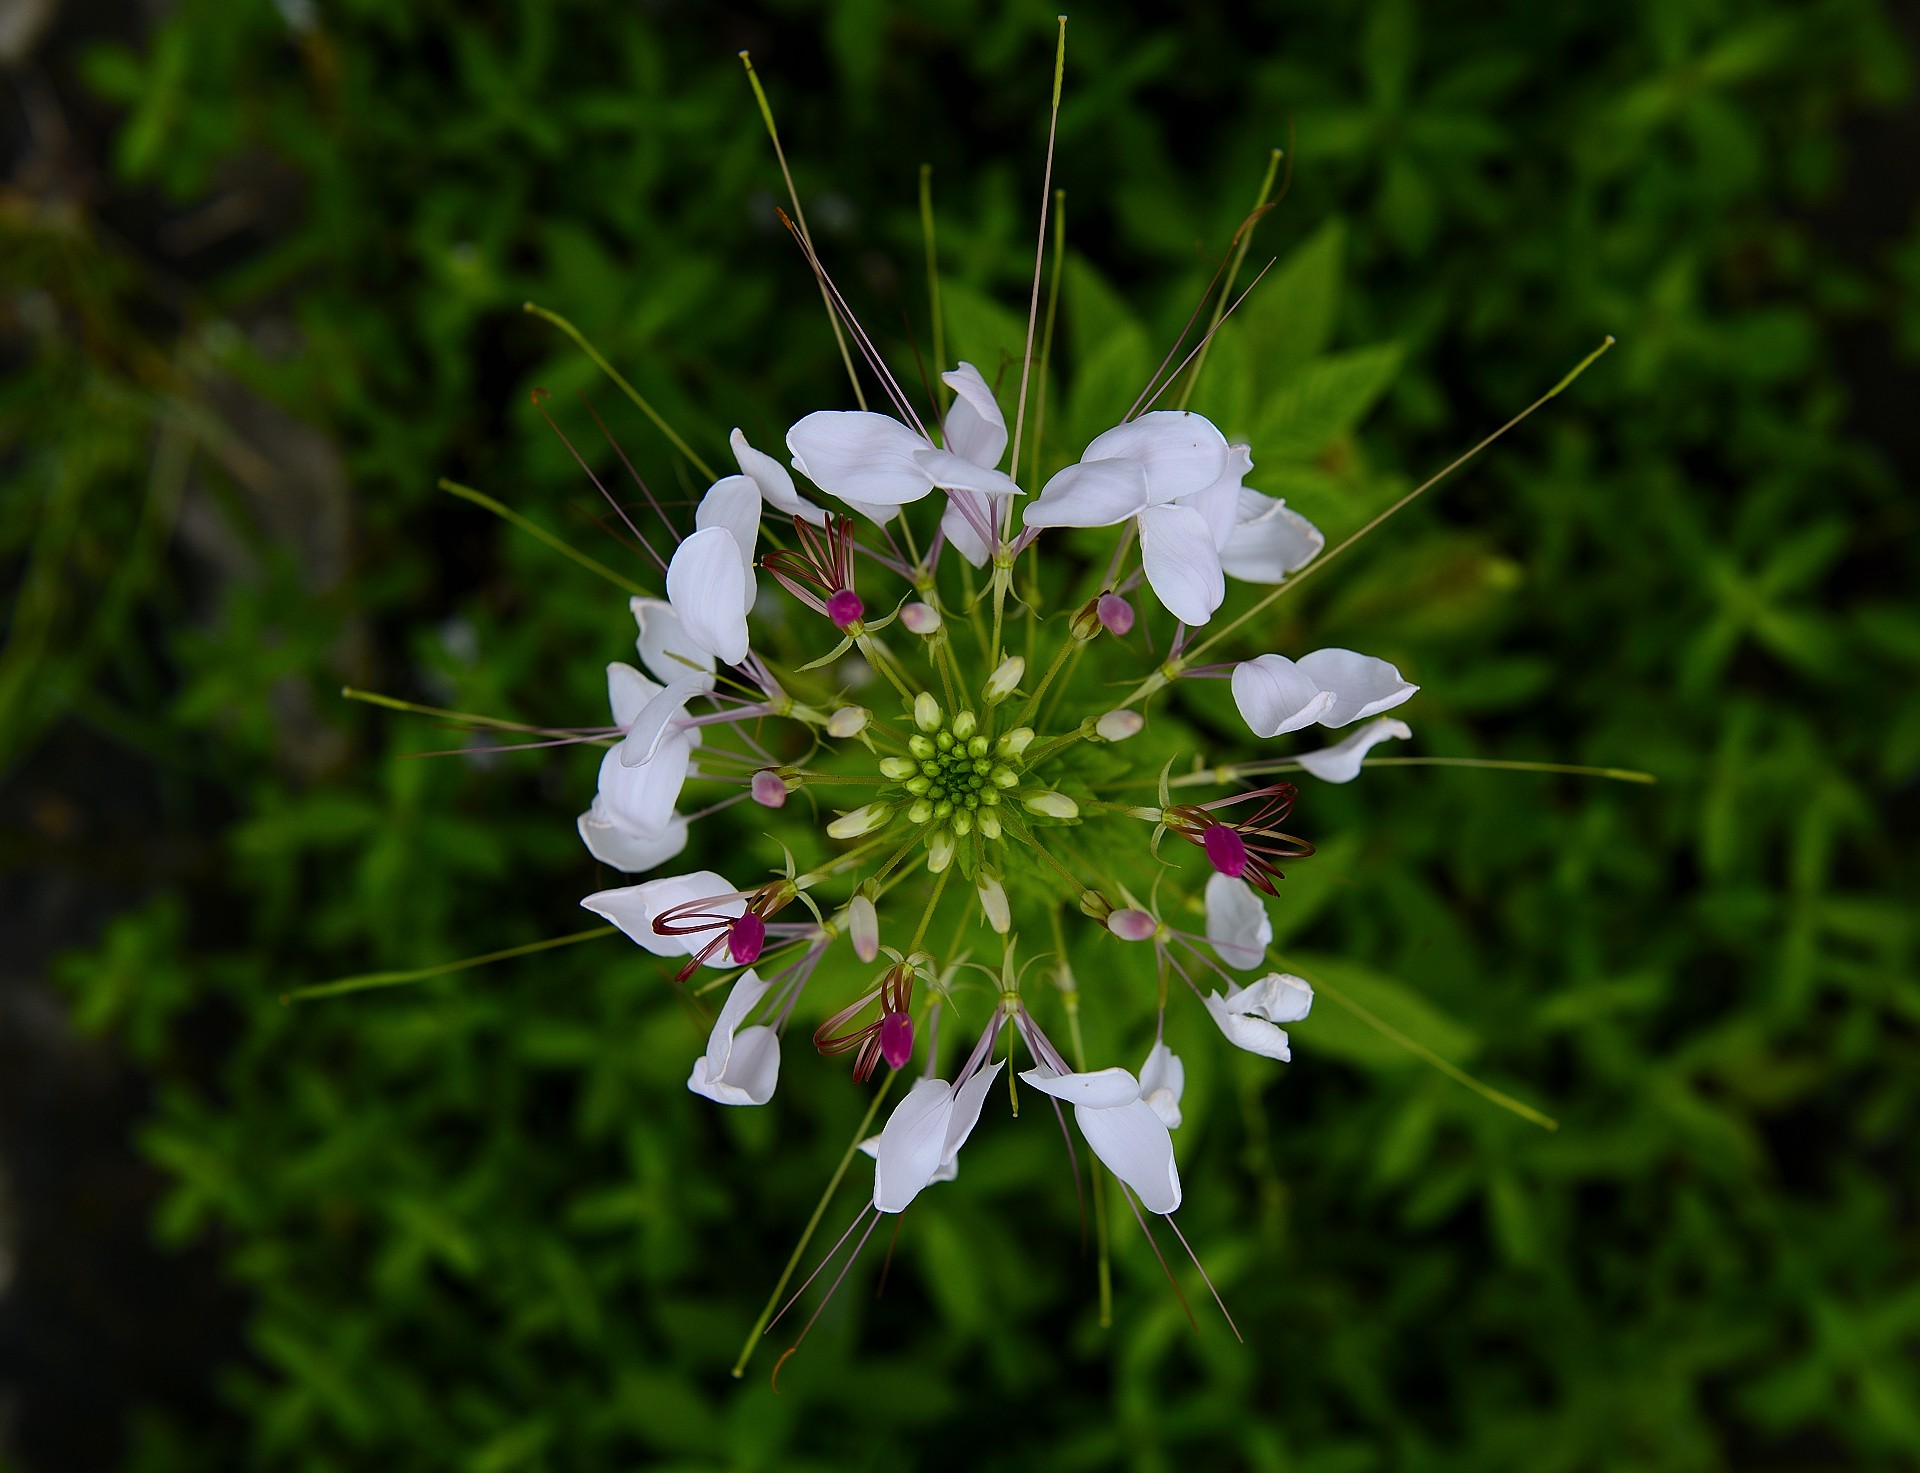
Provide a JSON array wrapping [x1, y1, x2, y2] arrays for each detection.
[[879, 1011, 914, 1069], [729, 912, 767, 965], [827, 588, 865, 628], [1203, 824, 1250, 879]]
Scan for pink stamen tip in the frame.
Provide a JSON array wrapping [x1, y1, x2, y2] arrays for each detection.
[[751, 770, 788, 808], [1097, 593, 1135, 637], [827, 589, 865, 628], [879, 1012, 914, 1069], [1203, 825, 1249, 879], [729, 912, 767, 966]]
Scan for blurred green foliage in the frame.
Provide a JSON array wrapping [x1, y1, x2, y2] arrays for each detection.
[[8, 0, 1920, 1468]]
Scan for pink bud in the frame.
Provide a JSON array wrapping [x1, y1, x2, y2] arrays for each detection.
[[827, 588, 865, 628], [1097, 593, 1134, 637], [849, 894, 879, 962], [900, 601, 941, 635], [750, 770, 788, 808], [1107, 908, 1158, 942], [879, 1011, 914, 1069], [1203, 825, 1249, 879], [728, 912, 766, 966]]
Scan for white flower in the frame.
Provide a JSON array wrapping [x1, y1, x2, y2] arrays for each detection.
[[665, 525, 751, 665], [1217, 487, 1325, 584], [630, 596, 716, 688], [868, 1061, 1005, 1213], [687, 968, 781, 1106], [730, 427, 824, 526], [1295, 716, 1412, 783], [1204, 972, 1314, 1061], [786, 362, 1020, 535], [932, 363, 1021, 568], [1138, 1040, 1185, 1129], [1230, 648, 1418, 738], [1023, 410, 1233, 625], [578, 662, 698, 867], [581, 868, 741, 965], [1204, 871, 1272, 972], [1020, 1064, 1182, 1214]]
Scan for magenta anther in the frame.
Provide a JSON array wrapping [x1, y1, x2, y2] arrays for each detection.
[[1203, 825, 1249, 879], [879, 1011, 914, 1069], [827, 589, 865, 628], [728, 912, 767, 966]]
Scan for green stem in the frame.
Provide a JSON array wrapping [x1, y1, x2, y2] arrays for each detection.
[[282, 927, 616, 1004], [730, 1071, 896, 1378], [440, 479, 648, 596], [521, 304, 717, 480]]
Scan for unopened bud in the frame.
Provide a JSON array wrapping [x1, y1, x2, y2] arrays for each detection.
[[913, 691, 942, 732], [1078, 890, 1115, 921], [951, 808, 973, 837], [978, 873, 1011, 934], [927, 828, 956, 873], [826, 803, 892, 839], [1097, 592, 1135, 636], [751, 770, 789, 808], [849, 893, 879, 962], [1023, 790, 1079, 820], [951, 709, 978, 741], [900, 602, 942, 635], [879, 756, 917, 780], [983, 654, 1025, 705], [1107, 908, 1158, 942], [827, 705, 870, 738], [907, 797, 934, 824], [1095, 709, 1144, 742], [978, 809, 1002, 840], [997, 726, 1034, 758]]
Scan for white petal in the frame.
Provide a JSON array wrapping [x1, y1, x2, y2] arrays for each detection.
[[1205, 872, 1273, 972], [912, 446, 1021, 499], [618, 675, 708, 767], [940, 1059, 1005, 1166], [1295, 717, 1411, 783], [1075, 1098, 1182, 1214], [940, 488, 998, 568], [1137, 504, 1226, 626], [694, 475, 761, 608], [836, 493, 900, 527], [582, 869, 738, 960], [1138, 1041, 1185, 1130], [703, 967, 771, 1074], [687, 971, 782, 1104], [1083, 410, 1228, 502], [873, 1078, 956, 1214], [1018, 1065, 1141, 1110], [1296, 648, 1419, 727], [1231, 653, 1336, 738], [940, 362, 1008, 468], [1203, 989, 1294, 1061], [606, 660, 662, 729], [630, 597, 716, 688], [1181, 443, 1252, 550], [577, 809, 688, 873], [1235, 972, 1315, 1024], [593, 739, 694, 839], [1219, 492, 1325, 583], [688, 1025, 780, 1106], [732, 427, 825, 525], [665, 527, 750, 665], [787, 410, 934, 506], [1023, 458, 1149, 528]]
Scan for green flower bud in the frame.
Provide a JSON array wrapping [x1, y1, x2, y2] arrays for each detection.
[[914, 692, 942, 732], [879, 756, 917, 780]]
